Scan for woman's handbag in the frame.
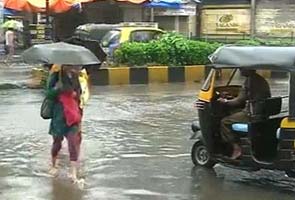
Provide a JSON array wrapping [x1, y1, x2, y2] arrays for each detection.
[[40, 97, 54, 119], [40, 70, 61, 120]]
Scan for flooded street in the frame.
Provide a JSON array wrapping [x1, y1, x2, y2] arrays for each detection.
[[0, 66, 295, 200]]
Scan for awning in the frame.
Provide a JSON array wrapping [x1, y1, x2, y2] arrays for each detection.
[[4, 0, 94, 13]]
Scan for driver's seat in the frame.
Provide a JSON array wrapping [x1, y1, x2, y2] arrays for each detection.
[[232, 123, 248, 133], [231, 97, 282, 134], [250, 96, 282, 120]]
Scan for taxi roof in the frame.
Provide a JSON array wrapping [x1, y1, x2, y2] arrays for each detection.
[[115, 27, 164, 32]]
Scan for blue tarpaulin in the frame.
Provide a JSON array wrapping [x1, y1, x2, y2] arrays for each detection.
[[3, 8, 19, 16], [144, 0, 201, 9], [144, 0, 182, 9]]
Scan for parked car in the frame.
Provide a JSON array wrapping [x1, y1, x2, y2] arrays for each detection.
[[66, 23, 118, 65], [100, 23, 165, 58], [73, 23, 119, 42]]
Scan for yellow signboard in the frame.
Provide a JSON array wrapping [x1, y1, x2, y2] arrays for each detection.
[[201, 8, 251, 35], [30, 24, 46, 44]]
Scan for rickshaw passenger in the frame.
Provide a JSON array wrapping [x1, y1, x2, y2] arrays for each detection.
[[218, 69, 271, 159]]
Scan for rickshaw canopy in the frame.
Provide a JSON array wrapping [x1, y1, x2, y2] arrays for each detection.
[[209, 46, 295, 71]]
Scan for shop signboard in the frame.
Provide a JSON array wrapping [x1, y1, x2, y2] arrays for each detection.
[[258, 20, 295, 37], [201, 8, 251, 35], [29, 24, 46, 44], [153, 4, 196, 16], [256, 0, 295, 37], [256, 5, 295, 37]]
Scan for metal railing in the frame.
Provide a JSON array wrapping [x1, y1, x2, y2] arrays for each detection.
[[188, 32, 295, 44]]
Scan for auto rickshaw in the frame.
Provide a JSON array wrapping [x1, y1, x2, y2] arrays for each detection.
[[190, 46, 295, 177]]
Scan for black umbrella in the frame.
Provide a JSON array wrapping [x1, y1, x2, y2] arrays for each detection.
[[22, 42, 101, 65], [65, 37, 107, 62]]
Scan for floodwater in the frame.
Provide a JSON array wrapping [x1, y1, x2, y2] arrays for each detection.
[[0, 65, 295, 200]]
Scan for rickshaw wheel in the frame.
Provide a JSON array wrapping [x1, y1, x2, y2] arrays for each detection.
[[191, 141, 215, 168], [285, 170, 295, 178]]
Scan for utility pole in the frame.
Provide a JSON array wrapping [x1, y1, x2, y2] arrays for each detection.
[[45, 0, 51, 40], [250, 0, 256, 38], [196, 3, 202, 38], [46, 0, 49, 26]]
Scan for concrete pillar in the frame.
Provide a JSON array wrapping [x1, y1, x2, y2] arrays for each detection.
[[150, 8, 154, 22], [188, 15, 196, 37], [175, 16, 179, 33]]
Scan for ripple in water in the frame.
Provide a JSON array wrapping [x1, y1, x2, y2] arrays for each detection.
[[214, 164, 295, 193]]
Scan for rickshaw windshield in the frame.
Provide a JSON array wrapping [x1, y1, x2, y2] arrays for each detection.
[[217, 69, 245, 87], [201, 69, 246, 92], [201, 70, 214, 91]]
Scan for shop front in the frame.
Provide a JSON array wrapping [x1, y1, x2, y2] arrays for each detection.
[[152, 3, 197, 36]]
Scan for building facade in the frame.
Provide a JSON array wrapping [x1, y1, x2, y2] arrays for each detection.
[[200, 0, 295, 39], [255, 0, 295, 37], [83, 0, 198, 37]]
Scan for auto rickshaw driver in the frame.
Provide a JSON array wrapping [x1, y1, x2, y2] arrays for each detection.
[[218, 69, 271, 159]]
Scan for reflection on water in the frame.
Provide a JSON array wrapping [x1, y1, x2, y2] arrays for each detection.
[[0, 81, 294, 200], [51, 179, 85, 200], [191, 166, 294, 200]]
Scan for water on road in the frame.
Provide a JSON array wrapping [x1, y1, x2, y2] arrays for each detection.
[[0, 66, 295, 200]]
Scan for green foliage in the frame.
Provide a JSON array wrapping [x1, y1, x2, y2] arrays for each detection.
[[114, 32, 222, 66], [235, 39, 261, 46], [235, 38, 295, 46], [114, 42, 148, 66], [263, 39, 295, 46], [114, 33, 295, 67]]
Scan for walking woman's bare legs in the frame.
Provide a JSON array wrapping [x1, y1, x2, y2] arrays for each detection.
[[66, 131, 82, 182], [48, 130, 82, 184], [49, 136, 64, 176]]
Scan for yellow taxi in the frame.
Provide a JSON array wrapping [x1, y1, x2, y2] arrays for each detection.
[[100, 22, 165, 57]]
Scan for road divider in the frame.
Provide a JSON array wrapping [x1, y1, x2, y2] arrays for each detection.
[[88, 65, 206, 85], [31, 65, 272, 87]]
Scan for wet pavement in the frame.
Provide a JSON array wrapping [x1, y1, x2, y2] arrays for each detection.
[[0, 63, 32, 89], [0, 65, 295, 200]]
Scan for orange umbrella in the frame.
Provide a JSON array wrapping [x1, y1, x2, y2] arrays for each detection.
[[4, 0, 94, 13], [4, 0, 34, 12]]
